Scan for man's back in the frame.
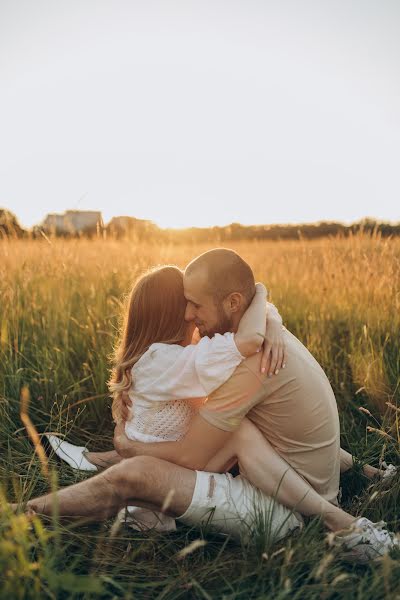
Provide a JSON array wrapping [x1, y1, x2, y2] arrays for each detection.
[[200, 329, 341, 503]]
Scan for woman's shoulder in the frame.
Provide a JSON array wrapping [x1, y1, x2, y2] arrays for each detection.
[[132, 342, 183, 372], [195, 332, 238, 355]]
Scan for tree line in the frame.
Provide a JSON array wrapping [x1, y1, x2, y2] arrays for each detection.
[[1, 208, 399, 242]]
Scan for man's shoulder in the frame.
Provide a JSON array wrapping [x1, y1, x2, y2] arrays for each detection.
[[201, 351, 266, 429], [207, 352, 263, 399], [233, 352, 264, 379]]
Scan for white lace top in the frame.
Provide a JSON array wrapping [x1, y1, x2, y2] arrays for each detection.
[[124, 332, 244, 443]]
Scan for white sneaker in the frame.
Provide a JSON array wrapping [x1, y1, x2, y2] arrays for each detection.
[[44, 434, 98, 472], [334, 517, 399, 563], [381, 463, 398, 486], [118, 506, 177, 532]]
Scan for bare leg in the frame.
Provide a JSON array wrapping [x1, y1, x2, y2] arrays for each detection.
[[71, 442, 383, 479], [22, 457, 196, 521], [204, 419, 354, 532], [83, 444, 382, 478], [84, 450, 123, 469], [339, 448, 354, 473], [340, 447, 381, 479]]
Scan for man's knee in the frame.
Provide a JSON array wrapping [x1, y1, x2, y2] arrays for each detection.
[[235, 417, 257, 447], [104, 456, 162, 499]]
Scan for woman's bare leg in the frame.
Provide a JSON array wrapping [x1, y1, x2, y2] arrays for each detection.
[[204, 419, 355, 532], [84, 450, 123, 469], [62, 440, 384, 478]]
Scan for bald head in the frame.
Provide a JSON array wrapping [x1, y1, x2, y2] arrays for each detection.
[[185, 248, 256, 307]]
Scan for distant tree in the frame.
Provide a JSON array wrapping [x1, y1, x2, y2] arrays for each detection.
[[0, 208, 25, 238]]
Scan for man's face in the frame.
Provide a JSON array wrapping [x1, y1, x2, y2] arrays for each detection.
[[183, 269, 233, 337]]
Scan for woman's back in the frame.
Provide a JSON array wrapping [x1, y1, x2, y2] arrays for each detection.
[[125, 333, 245, 443]]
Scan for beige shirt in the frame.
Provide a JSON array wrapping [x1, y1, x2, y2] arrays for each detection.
[[200, 329, 341, 503]]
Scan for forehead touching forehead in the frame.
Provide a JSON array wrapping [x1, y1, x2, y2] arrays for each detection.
[[184, 248, 255, 305]]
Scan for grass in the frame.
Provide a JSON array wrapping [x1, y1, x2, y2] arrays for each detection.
[[0, 234, 399, 599]]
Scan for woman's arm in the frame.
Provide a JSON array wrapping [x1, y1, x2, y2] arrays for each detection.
[[260, 302, 287, 375], [267, 302, 282, 325], [234, 283, 267, 357]]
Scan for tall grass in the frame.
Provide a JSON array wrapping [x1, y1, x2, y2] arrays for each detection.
[[0, 235, 399, 598]]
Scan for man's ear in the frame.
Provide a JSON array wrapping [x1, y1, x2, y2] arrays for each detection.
[[226, 292, 244, 313]]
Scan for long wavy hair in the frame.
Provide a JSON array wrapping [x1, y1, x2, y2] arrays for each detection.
[[109, 265, 189, 423]]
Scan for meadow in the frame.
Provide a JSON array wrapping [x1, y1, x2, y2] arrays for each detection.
[[0, 234, 399, 599]]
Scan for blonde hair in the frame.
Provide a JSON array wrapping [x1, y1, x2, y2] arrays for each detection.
[[109, 265, 188, 423]]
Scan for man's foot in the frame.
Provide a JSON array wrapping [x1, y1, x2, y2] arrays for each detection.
[[332, 517, 399, 563], [8, 503, 36, 519], [44, 435, 98, 472]]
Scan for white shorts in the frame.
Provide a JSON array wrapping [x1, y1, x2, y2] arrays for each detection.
[[177, 471, 302, 544]]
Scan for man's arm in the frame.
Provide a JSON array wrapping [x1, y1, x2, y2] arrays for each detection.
[[115, 355, 261, 469], [114, 413, 232, 470]]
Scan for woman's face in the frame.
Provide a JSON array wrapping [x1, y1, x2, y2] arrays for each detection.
[[182, 320, 197, 346]]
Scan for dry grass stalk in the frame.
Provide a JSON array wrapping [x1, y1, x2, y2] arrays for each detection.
[[177, 539, 207, 559], [20, 385, 49, 477]]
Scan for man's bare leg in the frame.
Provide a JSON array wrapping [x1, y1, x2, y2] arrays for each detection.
[[21, 457, 196, 521], [204, 419, 355, 532]]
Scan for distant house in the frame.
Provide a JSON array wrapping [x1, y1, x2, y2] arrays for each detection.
[[107, 215, 159, 239], [64, 210, 103, 233], [42, 213, 65, 232], [42, 210, 103, 234]]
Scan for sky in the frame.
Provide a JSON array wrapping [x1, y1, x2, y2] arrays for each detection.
[[1, 0, 399, 230]]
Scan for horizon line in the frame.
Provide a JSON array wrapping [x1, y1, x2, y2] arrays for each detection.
[[2, 207, 400, 231]]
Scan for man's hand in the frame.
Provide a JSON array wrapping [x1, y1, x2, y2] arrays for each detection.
[[261, 310, 287, 376]]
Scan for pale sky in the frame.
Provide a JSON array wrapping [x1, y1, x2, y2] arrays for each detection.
[[1, 0, 399, 229]]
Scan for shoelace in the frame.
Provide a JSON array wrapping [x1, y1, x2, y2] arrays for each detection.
[[358, 520, 397, 547], [382, 464, 398, 480]]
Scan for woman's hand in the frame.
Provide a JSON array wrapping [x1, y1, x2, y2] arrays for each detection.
[[113, 422, 135, 458], [261, 316, 287, 376], [120, 391, 132, 422]]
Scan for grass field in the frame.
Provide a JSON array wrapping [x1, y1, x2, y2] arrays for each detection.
[[1, 235, 400, 599]]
